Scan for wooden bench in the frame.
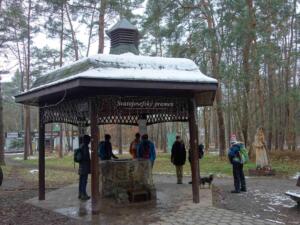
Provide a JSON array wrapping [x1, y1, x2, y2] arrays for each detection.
[[285, 176, 300, 206], [127, 189, 151, 202], [285, 191, 300, 205]]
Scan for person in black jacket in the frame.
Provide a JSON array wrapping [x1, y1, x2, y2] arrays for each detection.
[[98, 134, 118, 160], [188, 144, 204, 184], [78, 135, 91, 200], [171, 136, 186, 184]]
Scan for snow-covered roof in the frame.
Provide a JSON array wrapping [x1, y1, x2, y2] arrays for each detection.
[[30, 53, 218, 92]]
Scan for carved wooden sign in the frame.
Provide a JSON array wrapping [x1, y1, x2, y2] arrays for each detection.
[[117, 100, 174, 109]]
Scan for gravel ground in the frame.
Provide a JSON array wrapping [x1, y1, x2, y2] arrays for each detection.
[[0, 157, 81, 225], [212, 177, 300, 225], [0, 189, 83, 225]]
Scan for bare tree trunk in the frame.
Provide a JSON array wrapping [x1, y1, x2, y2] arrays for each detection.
[[59, 124, 63, 158], [65, 124, 70, 152], [161, 123, 167, 152], [0, 81, 5, 165], [86, 4, 96, 57], [24, 0, 32, 159], [58, 4, 64, 158], [267, 62, 274, 151], [241, 0, 256, 147], [98, 0, 106, 54], [117, 125, 122, 154], [50, 124, 54, 153], [65, 3, 79, 60], [71, 125, 74, 150], [286, 0, 296, 151], [203, 107, 210, 152], [205, 7, 226, 157]]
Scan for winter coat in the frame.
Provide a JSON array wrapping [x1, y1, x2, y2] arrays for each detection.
[[228, 143, 243, 164], [78, 144, 91, 175], [171, 141, 186, 166], [138, 140, 156, 162], [188, 144, 204, 163], [98, 141, 118, 160], [129, 139, 140, 159]]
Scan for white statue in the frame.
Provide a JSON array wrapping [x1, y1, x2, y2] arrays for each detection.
[[253, 127, 269, 169]]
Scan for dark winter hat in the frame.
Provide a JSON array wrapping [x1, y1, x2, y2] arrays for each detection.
[[141, 134, 148, 140]]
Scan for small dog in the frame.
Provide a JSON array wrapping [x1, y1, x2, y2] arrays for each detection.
[[199, 174, 214, 188]]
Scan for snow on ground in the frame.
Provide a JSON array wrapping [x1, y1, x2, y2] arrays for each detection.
[[291, 172, 300, 179], [252, 189, 296, 208], [29, 169, 38, 174], [265, 219, 285, 224], [13, 156, 55, 160]]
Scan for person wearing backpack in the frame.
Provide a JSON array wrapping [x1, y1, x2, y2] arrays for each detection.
[[171, 136, 186, 184], [188, 144, 204, 184], [129, 133, 141, 159], [137, 134, 156, 168], [77, 135, 91, 200], [98, 134, 118, 160], [228, 140, 247, 193]]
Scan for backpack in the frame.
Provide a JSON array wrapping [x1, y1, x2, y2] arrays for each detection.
[[239, 145, 249, 164], [141, 142, 150, 159], [74, 147, 82, 163], [198, 144, 204, 159]]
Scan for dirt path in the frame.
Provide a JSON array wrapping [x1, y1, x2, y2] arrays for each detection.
[[212, 177, 300, 225], [0, 156, 82, 225]]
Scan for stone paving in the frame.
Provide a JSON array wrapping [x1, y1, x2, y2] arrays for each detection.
[[26, 175, 276, 225], [150, 206, 274, 225]]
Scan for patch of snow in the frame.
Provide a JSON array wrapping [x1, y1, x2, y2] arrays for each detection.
[[14, 156, 23, 160], [263, 206, 276, 212], [28, 156, 38, 160], [252, 189, 296, 208], [291, 172, 300, 179], [29, 169, 38, 174], [285, 191, 300, 198], [265, 219, 285, 224]]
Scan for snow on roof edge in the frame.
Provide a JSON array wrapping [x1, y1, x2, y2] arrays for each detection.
[[21, 69, 217, 95]]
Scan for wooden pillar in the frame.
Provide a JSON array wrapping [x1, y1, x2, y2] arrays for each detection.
[[38, 108, 45, 200], [90, 101, 100, 214], [188, 98, 199, 203]]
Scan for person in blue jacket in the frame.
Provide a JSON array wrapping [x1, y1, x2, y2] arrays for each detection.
[[228, 141, 247, 193], [138, 134, 156, 168]]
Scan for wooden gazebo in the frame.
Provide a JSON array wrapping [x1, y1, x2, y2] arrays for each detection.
[[15, 52, 217, 213]]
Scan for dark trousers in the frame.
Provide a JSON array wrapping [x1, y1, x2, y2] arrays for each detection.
[[79, 174, 88, 196], [232, 163, 246, 191]]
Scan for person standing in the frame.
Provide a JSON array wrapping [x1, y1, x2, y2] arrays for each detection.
[[129, 133, 140, 159], [188, 144, 204, 184], [171, 136, 186, 184], [78, 135, 91, 200], [138, 134, 156, 167], [98, 134, 118, 160], [228, 140, 247, 193]]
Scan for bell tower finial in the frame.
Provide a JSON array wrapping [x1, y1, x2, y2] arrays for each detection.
[[106, 19, 139, 55]]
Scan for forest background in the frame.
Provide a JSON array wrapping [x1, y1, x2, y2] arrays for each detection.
[[0, 0, 299, 164]]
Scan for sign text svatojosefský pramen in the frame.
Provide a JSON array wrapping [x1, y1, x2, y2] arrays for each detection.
[[117, 101, 174, 108]]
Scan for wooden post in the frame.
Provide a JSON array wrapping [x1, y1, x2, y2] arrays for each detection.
[[90, 100, 100, 214], [38, 108, 45, 200], [188, 98, 199, 203]]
